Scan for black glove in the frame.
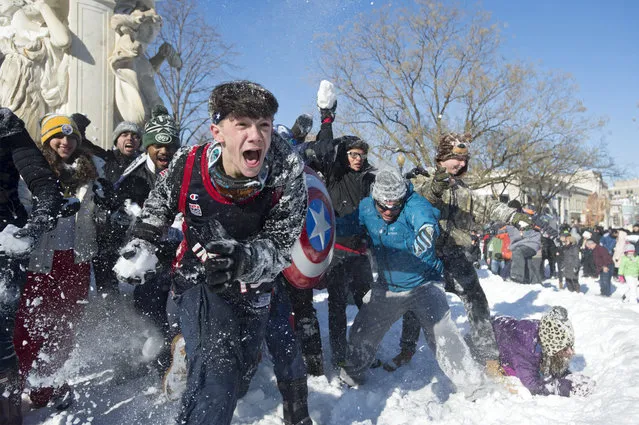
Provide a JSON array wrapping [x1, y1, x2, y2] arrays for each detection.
[[14, 214, 55, 240], [431, 166, 451, 197], [319, 100, 337, 123], [93, 178, 117, 210], [109, 207, 133, 228], [202, 240, 250, 289], [58, 197, 81, 218], [404, 166, 429, 180], [511, 212, 533, 228], [188, 220, 251, 291]]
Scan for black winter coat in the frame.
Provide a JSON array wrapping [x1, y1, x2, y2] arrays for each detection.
[[131, 134, 307, 287], [560, 244, 580, 280], [0, 109, 62, 232]]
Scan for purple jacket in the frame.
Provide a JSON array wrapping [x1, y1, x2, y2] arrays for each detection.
[[492, 316, 572, 396]]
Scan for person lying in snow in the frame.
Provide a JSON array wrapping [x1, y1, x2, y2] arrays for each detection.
[[492, 306, 595, 397]]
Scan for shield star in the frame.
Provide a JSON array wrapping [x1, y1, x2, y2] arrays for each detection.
[[309, 202, 331, 250]]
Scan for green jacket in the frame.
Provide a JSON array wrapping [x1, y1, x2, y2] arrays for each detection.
[[619, 255, 639, 278], [411, 168, 515, 249]]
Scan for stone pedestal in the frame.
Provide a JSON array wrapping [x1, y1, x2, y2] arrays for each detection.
[[63, 0, 116, 149]]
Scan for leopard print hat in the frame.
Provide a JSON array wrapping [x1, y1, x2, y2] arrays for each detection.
[[538, 306, 575, 357]]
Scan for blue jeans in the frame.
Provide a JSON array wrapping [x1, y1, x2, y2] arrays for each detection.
[[599, 266, 613, 296], [490, 259, 505, 276]]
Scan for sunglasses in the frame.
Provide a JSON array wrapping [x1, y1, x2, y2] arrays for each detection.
[[347, 151, 367, 160], [375, 200, 403, 212]]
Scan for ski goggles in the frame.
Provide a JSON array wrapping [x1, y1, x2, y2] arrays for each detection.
[[375, 200, 403, 212], [347, 151, 367, 160]]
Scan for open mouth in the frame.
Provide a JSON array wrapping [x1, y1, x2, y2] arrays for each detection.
[[242, 149, 262, 168]]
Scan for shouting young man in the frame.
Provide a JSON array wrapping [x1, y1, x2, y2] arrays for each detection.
[[116, 81, 308, 425]]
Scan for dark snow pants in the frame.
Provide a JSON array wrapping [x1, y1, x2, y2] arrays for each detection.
[[0, 254, 27, 418], [0, 256, 26, 375], [266, 280, 307, 383], [175, 284, 271, 425], [284, 284, 322, 361], [400, 248, 500, 363], [325, 254, 373, 365], [266, 279, 311, 425]]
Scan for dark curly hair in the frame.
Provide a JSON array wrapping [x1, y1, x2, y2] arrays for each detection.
[[208, 80, 278, 123]]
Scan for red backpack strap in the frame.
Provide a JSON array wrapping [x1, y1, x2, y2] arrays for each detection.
[[178, 145, 204, 215]]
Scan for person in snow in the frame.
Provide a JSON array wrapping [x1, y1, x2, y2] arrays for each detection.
[[394, 133, 533, 372], [112, 105, 182, 375], [72, 114, 143, 183], [558, 231, 581, 293], [115, 81, 309, 425], [492, 306, 595, 397], [618, 243, 639, 303], [585, 234, 614, 296], [78, 114, 144, 293], [301, 80, 376, 371], [338, 169, 486, 397], [14, 113, 112, 411], [0, 108, 62, 425], [508, 223, 543, 284]]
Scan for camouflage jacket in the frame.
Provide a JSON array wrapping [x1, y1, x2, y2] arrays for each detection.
[[411, 168, 515, 249]]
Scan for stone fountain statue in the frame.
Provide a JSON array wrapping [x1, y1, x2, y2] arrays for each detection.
[[110, 0, 181, 127], [0, 0, 72, 139]]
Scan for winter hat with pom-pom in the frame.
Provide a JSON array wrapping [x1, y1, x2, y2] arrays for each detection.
[[539, 306, 575, 357], [372, 168, 408, 203], [143, 105, 179, 149]]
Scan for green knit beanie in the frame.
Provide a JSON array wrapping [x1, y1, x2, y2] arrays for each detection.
[[143, 105, 179, 149]]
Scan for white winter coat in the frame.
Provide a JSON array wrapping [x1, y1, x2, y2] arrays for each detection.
[[20, 156, 105, 274]]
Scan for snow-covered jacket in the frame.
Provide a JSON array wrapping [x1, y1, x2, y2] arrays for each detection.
[[23, 156, 105, 274], [619, 255, 639, 278], [411, 169, 515, 249], [131, 134, 307, 286], [0, 110, 62, 233], [358, 186, 443, 292], [492, 316, 572, 397]]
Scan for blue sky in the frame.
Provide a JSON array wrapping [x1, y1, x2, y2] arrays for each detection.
[[202, 0, 638, 180]]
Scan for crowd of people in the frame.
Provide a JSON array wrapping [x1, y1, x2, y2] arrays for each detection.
[[482, 217, 639, 299], [0, 79, 600, 425]]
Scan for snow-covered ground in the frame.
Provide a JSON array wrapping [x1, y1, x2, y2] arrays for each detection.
[[24, 269, 639, 425]]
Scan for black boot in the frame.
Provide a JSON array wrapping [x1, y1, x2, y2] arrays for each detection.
[[278, 378, 313, 425], [0, 368, 23, 425]]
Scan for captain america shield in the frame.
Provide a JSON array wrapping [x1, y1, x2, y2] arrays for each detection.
[[283, 167, 335, 289]]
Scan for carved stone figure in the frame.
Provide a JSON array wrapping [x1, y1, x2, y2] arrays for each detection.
[[110, 0, 181, 127], [0, 0, 71, 139]]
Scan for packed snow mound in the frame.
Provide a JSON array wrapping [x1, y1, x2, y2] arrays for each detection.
[[23, 269, 639, 425]]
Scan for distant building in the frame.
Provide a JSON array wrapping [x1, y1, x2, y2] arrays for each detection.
[[608, 178, 639, 228], [473, 170, 609, 225]]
